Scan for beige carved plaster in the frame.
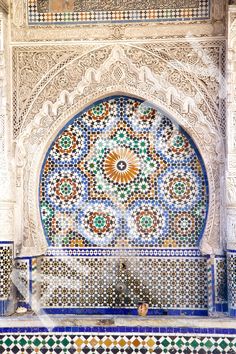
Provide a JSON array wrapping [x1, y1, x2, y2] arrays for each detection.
[[12, 40, 226, 139], [0, 10, 15, 244], [14, 45, 224, 257], [226, 6, 236, 248]]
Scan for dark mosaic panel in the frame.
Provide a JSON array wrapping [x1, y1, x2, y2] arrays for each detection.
[[15, 259, 30, 303], [0, 334, 236, 353], [40, 96, 208, 249], [228, 253, 236, 309], [29, 0, 210, 24], [0, 244, 13, 299], [215, 258, 227, 304], [40, 256, 208, 309]]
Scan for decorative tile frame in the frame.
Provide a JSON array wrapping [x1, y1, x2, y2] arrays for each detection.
[[215, 256, 228, 312], [0, 328, 236, 354], [14, 257, 32, 309], [207, 256, 228, 314], [27, 0, 211, 25], [0, 241, 13, 300], [39, 251, 208, 315], [227, 250, 236, 317], [0, 241, 14, 316]]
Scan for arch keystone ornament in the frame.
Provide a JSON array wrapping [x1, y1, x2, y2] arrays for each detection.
[[15, 44, 223, 260]]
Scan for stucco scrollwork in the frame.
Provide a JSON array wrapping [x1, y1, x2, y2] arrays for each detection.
[[15, 44, 224, 257], [13, 41, 225, 138]]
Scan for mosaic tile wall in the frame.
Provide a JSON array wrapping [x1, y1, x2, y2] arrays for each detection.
[[28, 0, 210, 25], [0, 242, 13, 300], [40, 255, 208, 311], [40, 96, 208, 249], [227, 251, 236, 316], [39, 96, 209, 313], [207, 256, 228, 314], [215, 257, 227, 305], [15, 258, 31, 307], [1, 331, 236, 354]]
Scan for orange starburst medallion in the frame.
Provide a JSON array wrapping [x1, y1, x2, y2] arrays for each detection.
[[103, 147, 140, 184]]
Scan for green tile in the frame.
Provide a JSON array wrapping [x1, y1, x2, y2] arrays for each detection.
[[205, 340, 213, 349]]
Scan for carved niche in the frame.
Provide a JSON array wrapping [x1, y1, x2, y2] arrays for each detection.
[[14, 43, 225, 256]]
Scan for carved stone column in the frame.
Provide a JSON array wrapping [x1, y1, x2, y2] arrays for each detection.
[[0, 9, 15, 315], [227, 4, 236, 317]]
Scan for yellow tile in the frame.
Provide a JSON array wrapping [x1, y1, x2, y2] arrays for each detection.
[[75, 338, 84, 347], [147, 338, 156, 347], [118, 338, 127, 347]]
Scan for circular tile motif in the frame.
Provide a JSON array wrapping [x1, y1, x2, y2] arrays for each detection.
[[45, 168, 87, 211], [127, 201, 168, 245], [156, 123, 195, 162], [158, 168, 202, 211], [50, 125, 86, 163], [81, 99, 117, 131], [174, 212, 195, 235], [78, 202, 121, 246], [126, 99, 162, 131]]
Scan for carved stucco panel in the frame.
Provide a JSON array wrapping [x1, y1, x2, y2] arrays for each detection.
[[12, 45, 101, 137], [13, 41, 225, 139], [14, 45, 224, 257]]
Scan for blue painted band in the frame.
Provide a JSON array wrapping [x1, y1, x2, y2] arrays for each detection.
[[42, 308, 208, 316], [227, 250, 236, 254], [229, 308, 236, 317], [0, 300, 11, 316], [0, 241, 13, 244], [215, 303, 228, 313]]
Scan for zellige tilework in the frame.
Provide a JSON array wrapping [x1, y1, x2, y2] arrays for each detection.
[[0, 333, 236, 354], [40, 96, 208, 249], [40, 256, 208, 310], [0, 243, 13, 300], [215, 257, 227, 304], [28, 0, 210, 25]]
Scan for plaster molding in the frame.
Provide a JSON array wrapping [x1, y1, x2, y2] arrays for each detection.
[[15, 44, 224, 257]]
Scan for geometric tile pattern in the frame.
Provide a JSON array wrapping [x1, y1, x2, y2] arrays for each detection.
[[41, 256, 208, 309], [215, 257, 227, 304], [15, 259, 30, 303], [28, 0, 210, 24], [40, 96, 208, 249], [0, 333, 236, 353], [0, 243, 13, 300], [227, 252, 236, 310]]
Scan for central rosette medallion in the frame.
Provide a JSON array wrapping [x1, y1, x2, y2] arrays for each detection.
[[78, 120, 167, 208], [103, 147, 140, 184]]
